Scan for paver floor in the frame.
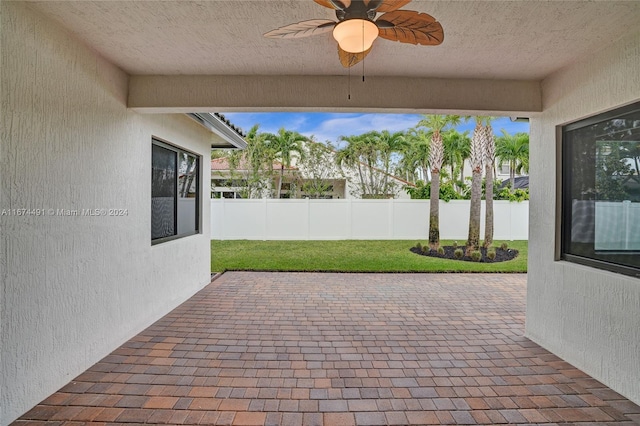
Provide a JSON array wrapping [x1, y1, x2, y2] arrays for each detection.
[[15, 272, 640, 425]]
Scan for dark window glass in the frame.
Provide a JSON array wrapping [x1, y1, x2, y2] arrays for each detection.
[[562, 102, 640, 277], [152, 140, 200, 243], [151, 144, 176, 240], [177, 152, 199, 236]]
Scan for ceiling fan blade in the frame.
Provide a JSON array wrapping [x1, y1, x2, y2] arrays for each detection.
[[373, 0, 412, 13], [338, 45, 372, 68], [264, 19, 336, 39], [314, 0, 351, 10], [376, 10, 444, 45]]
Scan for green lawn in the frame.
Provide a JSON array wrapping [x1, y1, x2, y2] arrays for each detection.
[[211, 240, 527, 273]]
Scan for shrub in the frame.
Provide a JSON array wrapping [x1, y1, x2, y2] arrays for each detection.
[[416, 242, 422, 251], [487, 250, 496, 260], [437, 246, 445, 255], [452, 241, 458, 249], [404, 181, 430, 199], [439, 182, 462, 202], [454, 248, 464, 259], [500, 242, 509, 250], [404, 180, 465, 202], [494, 186, 529, 202], [471, 250, 482, 262], [422, 245, 429, 254]]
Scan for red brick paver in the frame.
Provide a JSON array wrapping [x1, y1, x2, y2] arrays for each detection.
[[14, 272, 640, 425]]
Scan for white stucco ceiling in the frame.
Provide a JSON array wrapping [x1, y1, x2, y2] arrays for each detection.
[[26, 0, 640, 81]]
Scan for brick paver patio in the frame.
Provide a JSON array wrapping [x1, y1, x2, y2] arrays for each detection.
[[15, 272, 640, 425]]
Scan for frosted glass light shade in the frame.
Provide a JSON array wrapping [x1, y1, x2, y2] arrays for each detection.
[[332, 19, 379, 53]]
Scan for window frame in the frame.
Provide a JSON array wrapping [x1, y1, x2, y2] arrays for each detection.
[[151, 138, 201, 245], [560, 101, 640, 278]]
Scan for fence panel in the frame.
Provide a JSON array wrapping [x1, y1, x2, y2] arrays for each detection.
[[211, 198, 529, 240]]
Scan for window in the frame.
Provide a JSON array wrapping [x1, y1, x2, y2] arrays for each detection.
[[561, 102, 640, 277], [152, 139, 200, 243]]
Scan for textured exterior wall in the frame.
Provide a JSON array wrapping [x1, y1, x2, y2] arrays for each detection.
[[1, 3, 212, 423], [527, 31, 640, 404]]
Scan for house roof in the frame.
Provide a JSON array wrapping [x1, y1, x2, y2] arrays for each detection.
[[25, 1, 640, 115], [500, 176, 530, 190], [187, 113, 247, 150]]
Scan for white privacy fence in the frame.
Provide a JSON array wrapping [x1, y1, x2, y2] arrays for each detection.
[[211, 199, 529, 240], [595, 201, 640, 250]]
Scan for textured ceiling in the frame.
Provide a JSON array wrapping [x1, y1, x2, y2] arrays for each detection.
[[27, 0, 640, 80]]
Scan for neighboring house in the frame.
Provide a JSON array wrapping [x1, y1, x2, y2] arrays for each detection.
[[453, 158, 527, 187], [210, 157, 306, 199], [211, 141, 412, 199]]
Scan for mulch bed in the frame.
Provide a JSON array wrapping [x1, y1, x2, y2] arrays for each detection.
[[410, 245, 519, 263]]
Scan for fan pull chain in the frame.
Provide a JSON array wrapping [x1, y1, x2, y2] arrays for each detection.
[[362, 20, 366, 82], [348, 64, 351, 100]]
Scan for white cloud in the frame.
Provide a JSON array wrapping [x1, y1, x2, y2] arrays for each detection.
[[304, 113, 421, 146]]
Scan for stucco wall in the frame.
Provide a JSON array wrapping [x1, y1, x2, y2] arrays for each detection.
[[527, 31, 640, 404], [1, 3, 212, 423]]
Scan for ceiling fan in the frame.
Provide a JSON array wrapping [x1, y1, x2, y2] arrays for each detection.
[[264, 0, 444, 68]]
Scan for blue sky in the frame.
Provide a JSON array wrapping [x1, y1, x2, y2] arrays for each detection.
[[221, 112, 529, 148]]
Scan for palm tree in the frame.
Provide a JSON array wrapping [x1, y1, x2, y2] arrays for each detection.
[[496, 130, 530, 191], [336, 134, 369, 196], [375, 129, 407, 194], [466, 116, 492, 255], [337, 131, 405, 198], [417, 114, 462, 250], [442, 129, 471, 193], [226, 124, 276, 198], [399, 127, 430, 184], [483, 122, 496, 248], [264, 128, 308, 198]]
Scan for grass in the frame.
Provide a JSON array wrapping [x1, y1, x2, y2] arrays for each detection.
[[211, 240, 527, 273]]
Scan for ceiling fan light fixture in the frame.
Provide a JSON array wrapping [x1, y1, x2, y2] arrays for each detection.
[[332, 19, 379, 53]]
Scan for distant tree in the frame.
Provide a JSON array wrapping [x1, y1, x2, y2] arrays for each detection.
[[596, 142, 634, 201], [264, 128, 308, 198], [399, 127, 430, 184], [299, 140, 342, 198], [375, 130, 407, 194], [442, 129, 471, 193], [336, 131, 404, 198], [620, 142, 640, 185], [417, 114, 463, 249], [496, 131, 529, 191], [211, 149, 227, 160], [227, 124, 275, 198]]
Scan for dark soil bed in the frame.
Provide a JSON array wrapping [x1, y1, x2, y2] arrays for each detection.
[[410, 245, 519, 263]]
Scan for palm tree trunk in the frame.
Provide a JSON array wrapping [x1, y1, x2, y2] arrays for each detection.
[[422, 166, 430, 184], [429, 170, 440, 250], [451, 164, 457, 193], [368, 160, 375, 196], [484, 164, 494, 248], [277, 165, 284, 198], [466, 170, 482, 255], [510, 162, 515, 192], [357, 163, 366, 195]]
